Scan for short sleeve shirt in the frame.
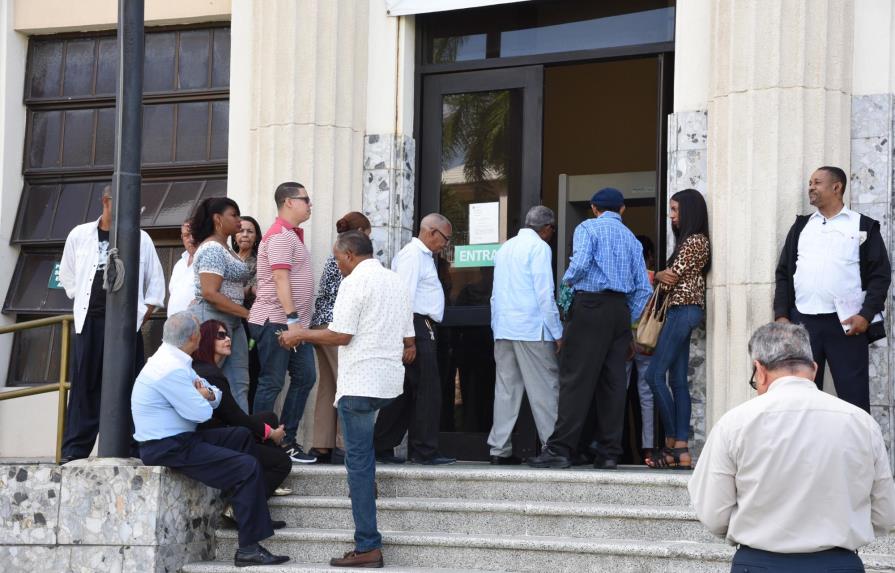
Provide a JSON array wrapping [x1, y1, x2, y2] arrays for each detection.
[[193, 241, 248, 305], [248, 217, 314, 326], [329, 259, 415, 404]]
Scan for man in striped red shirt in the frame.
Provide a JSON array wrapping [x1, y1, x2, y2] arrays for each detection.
[[248, 181, 317, 463]]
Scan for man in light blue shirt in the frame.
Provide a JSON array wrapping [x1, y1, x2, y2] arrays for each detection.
[[487, 206, 563, 465], [132, 312, 289, 568]]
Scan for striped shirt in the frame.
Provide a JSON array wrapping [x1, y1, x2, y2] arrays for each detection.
[[248, 217, 314, 327], [562, 211, 652, 319]]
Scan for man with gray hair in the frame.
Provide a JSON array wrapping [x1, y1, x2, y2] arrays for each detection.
[[132, 312, 289, 568], [486, 206, 562, 464], [689, 322, 895, 571]]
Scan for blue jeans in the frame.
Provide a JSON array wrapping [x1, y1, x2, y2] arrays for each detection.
[[338, 395, 393, 552], [249, 321, 317, 445], [644, 304, 703, 442], [191, 300, 250, 413]]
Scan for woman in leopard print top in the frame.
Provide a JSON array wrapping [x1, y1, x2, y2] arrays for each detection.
[[644, 189, 710, 469]]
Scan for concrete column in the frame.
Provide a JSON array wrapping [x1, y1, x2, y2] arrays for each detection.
[[705, 0, 854, 425], [227, 0, 370, 274]]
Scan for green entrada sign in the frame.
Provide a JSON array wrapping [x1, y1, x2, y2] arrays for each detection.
[[453, 243, 500, 268], [48, 262, 63, 289]]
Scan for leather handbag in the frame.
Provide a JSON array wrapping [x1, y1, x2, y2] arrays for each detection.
[[636, 287, 670, 349]]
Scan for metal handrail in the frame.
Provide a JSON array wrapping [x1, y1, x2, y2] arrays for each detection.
[[0, 314, 73, 464]]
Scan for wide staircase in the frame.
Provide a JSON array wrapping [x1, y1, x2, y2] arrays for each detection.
[[182, 463, 895, 572]]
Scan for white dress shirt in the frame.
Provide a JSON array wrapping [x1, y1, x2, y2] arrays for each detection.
[[58, 219, 166, 334], [392, 237, 444, 322], [689, 376, 895, 553], [794, 207, 863, 315], [491, 228, 563, 341], [131, 342, 221, 442], [328, 258, 415, 405], [167, 251, 194, 316]]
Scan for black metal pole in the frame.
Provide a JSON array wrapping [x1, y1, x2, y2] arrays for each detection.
[[98, 0, 144, 457]]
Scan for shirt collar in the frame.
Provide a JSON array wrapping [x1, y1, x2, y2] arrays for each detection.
[[411, 237, 432, 255], [274, 216, 305, 243], [518, 228, 540, 239], [765, 375, 816, 393], [598, 211, 623, 222], [809, 205, 853, 221], [160, 342, 194, 369]]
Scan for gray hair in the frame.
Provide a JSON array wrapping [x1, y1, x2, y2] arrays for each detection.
[[163, 311, 200, 348], [420, 213, 451, 230], [748, 322, 814, 370], [334, 230, 373, 257], [525, 206, 555, 231]]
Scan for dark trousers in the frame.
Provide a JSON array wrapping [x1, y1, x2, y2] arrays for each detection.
[[251, 411, 291, 497], [732, 546, 863, 572], [791, 309, 871, 412], [548, 292, 631, 460], [374, 314, 441, 460], [62, 315, 145, 459], [139, 427, 273, 548]]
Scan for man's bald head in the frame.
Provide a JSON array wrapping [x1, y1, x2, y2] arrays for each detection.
[[418, 213, 452, 253]]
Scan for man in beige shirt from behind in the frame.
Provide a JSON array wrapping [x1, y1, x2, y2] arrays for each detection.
[[690, 322, 895, 572]]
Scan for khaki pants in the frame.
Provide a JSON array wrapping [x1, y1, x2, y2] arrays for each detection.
[[311, 325, 343, 450]]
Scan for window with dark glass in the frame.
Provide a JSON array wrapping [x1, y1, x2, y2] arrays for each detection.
[[5, 26, 230, 386]]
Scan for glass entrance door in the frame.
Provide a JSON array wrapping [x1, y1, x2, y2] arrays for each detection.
[[420, 67, 543, 460]]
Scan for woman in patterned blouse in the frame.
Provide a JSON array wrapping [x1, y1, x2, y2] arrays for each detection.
[[308, 211, 372, 464], [644, 189, 710, 469]]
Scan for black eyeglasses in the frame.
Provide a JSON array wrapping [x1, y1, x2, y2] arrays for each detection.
[[433, 228, 452, 244], [749, 365, 757, 390], [215, 330, 231, 340], [289, 195, 311, 204]]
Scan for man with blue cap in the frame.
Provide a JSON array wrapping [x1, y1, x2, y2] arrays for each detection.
[[528, 187, 652, 469]]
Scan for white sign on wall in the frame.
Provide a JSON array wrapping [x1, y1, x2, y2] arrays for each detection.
[[468, 202, 500, 245]]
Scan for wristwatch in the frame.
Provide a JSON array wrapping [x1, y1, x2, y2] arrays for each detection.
[[286, 311, 299, 320]]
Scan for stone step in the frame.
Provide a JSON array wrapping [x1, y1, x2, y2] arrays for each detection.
[[284, 464, 692, 506], [267, 495, 714, 543], [182, 562, 483, 573]]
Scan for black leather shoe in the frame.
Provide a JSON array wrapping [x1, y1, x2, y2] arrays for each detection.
[[234, 543, 289, 567], [375, 450, 405, 464], [490, 455, 522, 465], [411, 454, 456, 465], [593, 456, 618, 470], [526, 447, 571, 469], [271, 519, 287, 530]]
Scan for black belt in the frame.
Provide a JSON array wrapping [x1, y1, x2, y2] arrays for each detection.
[[574, 290, 626, 299]]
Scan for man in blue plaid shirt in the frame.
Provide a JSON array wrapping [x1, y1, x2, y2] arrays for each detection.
[[529, 187, 651, 470]]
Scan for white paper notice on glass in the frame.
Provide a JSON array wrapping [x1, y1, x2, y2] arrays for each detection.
[[833, 290, 884, 333], [468, 202, 500, 245]]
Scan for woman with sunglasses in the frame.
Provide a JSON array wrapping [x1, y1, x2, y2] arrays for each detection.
[[193, 319, 292, 504], [189, 197, 252, 414], [644, 189, 710, 470], [307, 211, 372, 464]]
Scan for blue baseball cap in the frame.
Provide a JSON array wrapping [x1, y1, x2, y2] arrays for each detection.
[[590, 187, 625, 210]]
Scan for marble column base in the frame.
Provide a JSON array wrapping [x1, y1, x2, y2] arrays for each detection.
[[0, 458, 220, 572], [363, 133, 416, 265]]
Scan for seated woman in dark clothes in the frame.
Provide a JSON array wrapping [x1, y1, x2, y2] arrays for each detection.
[[192, 319, 292, 502]]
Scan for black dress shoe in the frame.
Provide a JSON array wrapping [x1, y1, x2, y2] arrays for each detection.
[[593, 456, 618, 470], [375, 450, 405, 464], [411, 453, 456, 465], [526, 447, 571, 469], [271, 519, 287, 530], [234, 543, 289, 567], [490, 455, 522, 465]]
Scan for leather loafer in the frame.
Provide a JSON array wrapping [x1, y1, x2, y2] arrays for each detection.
[[271, 519, 287, 530], [526, 447, 571, 469], [234, 543, 289, 567], [329, 547, 384, 568], [593, 457, 618, 470], [490, 455, 522, 465]]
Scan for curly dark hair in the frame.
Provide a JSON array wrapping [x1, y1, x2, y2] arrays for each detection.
[[190, 197, 241, 244]]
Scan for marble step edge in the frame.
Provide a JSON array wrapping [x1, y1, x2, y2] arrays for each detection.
[[268, 495, 696, 520], [288, 464, 691, 487], [182, 562, 483, 573], [214, 528, 735, 561]]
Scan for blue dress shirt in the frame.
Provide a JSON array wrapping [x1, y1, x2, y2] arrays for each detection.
[[491, 228, 564, 341], [132, 342, 221, 442], [562, 212, 652, 319]]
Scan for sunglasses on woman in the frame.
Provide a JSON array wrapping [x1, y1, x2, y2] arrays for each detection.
[[215, 330, 231, 340]]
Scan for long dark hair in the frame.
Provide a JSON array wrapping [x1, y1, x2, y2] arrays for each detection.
[[230, 215, 262, 255], [191, 319, 228, 366], [190, 197, 240, 244], [668, 189, 710, 273]]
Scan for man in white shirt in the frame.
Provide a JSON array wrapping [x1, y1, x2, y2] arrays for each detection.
[[774, 166, 891, 412], [166, 220, 196, 315], [278, 231, 415, 568], [373, 213, 455, 465], [487, 206, 562, 465], [689, 322, 895, 571], [58, 184, 166, 463]]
